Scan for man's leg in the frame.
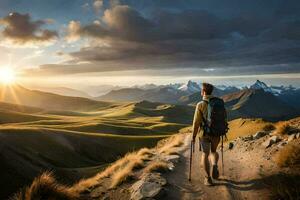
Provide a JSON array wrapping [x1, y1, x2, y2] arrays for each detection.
[[210, 136, 220, 179], [201, 152, 210, 177], [200, 139, 213, 185]]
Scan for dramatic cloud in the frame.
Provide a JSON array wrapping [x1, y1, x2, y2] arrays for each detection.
[[43, 1, 300, 75], [0, 12, 58, 45]]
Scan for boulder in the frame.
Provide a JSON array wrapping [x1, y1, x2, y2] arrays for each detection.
[[288, 134, 296, 142], [130, 173, 167, 200], [253, 131, 268, 139], [262, 136, 280, 148]]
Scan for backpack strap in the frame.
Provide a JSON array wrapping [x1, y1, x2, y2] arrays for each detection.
[[200, 100, 209, 128]]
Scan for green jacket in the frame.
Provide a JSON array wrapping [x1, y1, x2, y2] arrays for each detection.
[[192, 95, 214, 139]]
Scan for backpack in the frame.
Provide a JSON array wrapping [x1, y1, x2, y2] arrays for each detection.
[[202, 97, 228, 137]]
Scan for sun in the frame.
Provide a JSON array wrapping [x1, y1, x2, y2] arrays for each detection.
[[0, 67, 16, 84]]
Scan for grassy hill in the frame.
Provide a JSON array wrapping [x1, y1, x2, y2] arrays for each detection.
[[226, 118, 270, 141], [0, 84, 113, 111], [0, 99, 193, 199]]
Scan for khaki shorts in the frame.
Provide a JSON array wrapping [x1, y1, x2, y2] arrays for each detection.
[[199, 135, 220, 154]]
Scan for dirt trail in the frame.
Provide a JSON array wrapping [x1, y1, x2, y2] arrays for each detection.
[[164, 134, 272, 200]]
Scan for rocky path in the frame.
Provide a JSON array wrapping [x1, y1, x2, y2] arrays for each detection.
[[163, 133, 280, 200]]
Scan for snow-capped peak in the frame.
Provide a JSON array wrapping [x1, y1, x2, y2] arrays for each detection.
[[249, 80, 294, 96], [178, 80, 201, 94], [250, 80, 273, 93]]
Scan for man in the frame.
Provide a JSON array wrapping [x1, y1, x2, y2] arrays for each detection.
[[192, 83, 221, 186]]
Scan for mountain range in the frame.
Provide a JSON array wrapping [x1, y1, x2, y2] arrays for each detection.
[[96, 80, 300, 121], [0, 79, 297, 122]]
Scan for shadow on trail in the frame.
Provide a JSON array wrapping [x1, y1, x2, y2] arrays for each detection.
[[214, 178, 263, 191], [215, 173, 300, 200]]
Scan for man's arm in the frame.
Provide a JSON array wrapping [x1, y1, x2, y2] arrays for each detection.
[[192, 103, 203, 141]]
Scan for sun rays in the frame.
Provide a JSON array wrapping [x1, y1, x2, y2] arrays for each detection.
[[0, 67, 16, 84]]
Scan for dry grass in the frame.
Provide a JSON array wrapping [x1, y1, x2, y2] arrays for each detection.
[[137, 148, 154, 159], [263, 173, 300, 200], [11, 134, 186, 198], [275, 122, 295, 135], [262, 123, 276, 132], [11, 172, 79, 200], [144, 161, 170, 173], [275, 141, 300, 167], [109, 154, 146, 188], [71, 151, 147, 192], [159, 135, 184, 155]]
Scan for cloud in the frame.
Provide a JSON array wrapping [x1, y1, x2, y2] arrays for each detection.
[[48, 2, 300, 75], [66, 20, 82, 42], [93, 0, 104, 13], [0, 12, 58, 46]]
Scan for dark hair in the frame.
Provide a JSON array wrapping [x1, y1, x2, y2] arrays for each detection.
[[202, 83, 214, 95]]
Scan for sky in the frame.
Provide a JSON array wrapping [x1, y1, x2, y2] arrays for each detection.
[[0, 0, 299, 88]]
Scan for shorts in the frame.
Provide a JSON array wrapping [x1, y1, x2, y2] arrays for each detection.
[[199, 135, 220, 154]]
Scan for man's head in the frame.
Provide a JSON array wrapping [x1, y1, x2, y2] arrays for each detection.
[[201, 83, 214, 96]]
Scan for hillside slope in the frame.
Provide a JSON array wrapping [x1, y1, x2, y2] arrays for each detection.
[[13, 118, 300, 200], [223, 89, 298, 121], [0, 100, 193, 199], [0, 84, 112, 111]]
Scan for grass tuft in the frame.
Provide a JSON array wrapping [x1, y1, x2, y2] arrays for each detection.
[[275, 122, 295, 135], [262, 123, 276, 132], [275, 141, 300, 167], [159, 135, 184, 155], [144, 161, 170, 173], [11, 171, 79, 200]]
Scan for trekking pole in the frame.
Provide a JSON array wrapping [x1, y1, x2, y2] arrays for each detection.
[[221, 135, 224, 176], [188, 140, 194, 181]]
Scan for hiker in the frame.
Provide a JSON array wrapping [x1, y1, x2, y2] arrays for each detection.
[[191, 83, 228, 186]]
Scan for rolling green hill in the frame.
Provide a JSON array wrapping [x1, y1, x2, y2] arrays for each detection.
[[0, 99, 193, 199]]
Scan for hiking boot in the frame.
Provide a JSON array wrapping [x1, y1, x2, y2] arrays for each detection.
[[204, 177, 213, 186], [212, 165, 219, 179]]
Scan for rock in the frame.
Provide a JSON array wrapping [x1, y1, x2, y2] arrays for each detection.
[[228, 142, 234, 150], [130, 173, 166, 200], [253, 131, 268, 139], [162, 155, 180, 163], [242, 135, 253, 141], [288, 134, 296, 142], [278, 141, 287, 149], [262, 136, 280, 148], [269, 131, 276, 136]]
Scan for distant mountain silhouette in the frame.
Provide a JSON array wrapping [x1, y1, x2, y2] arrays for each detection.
[[32, 86, 91, 98], [97, 86, 188, 104], [0, 84, 112, 111]]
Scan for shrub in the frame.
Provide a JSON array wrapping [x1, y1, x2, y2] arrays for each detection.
[[12, 172, 79, 200], [275, 122, 295, 135], [262, 123, 275, 132]]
